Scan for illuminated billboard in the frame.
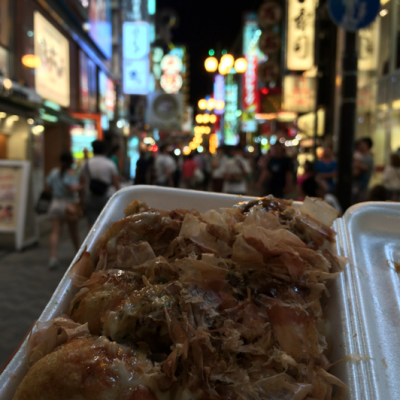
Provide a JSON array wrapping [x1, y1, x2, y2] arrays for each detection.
[[123, 21, 150, 95], [34, 12, 70, 107], [89, 0, 112, 59], [99, 71, 116, 120]]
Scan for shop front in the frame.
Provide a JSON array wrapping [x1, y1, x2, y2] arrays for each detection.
[[0, 78, 42, 249]]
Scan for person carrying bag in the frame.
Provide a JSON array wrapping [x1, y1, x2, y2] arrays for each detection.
[[46, 152, 82, 269], [80, 140, 121, 229]]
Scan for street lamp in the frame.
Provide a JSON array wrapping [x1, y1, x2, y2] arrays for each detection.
[[220, 54, 234, 70], [218, 63, 229, 75], [205, 57, 219, 73], [209, 115, 217, 124], [198, 99, 207, 110], [207, 99, 216, 111], [205, 54, 247, 74], [215, 100, 225, 111], [195, 114, 204, 124], [234, 58, 248, 74]]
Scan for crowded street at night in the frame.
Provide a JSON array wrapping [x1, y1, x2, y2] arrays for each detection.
[[0, 0, 399, 399]]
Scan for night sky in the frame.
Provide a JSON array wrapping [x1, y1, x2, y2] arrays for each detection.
[[157, 0, 261, 105]]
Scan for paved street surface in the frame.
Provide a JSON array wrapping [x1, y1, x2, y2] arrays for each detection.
[[0, 220, 86, 368]]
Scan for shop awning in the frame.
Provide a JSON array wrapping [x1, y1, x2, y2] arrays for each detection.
[[40, 105, 84, 125], [0, 98, 39, 118]]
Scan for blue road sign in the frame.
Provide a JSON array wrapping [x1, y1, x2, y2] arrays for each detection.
[[328, 0, 380, 31]]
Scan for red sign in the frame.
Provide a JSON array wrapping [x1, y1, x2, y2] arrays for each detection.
[[259, 31, 281, 55], [258, 2, 283, 27], [258, 60, 280, 83], [243, 55, 260, 113]]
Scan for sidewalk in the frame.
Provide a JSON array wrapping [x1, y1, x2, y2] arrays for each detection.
[[0, 219, 86, 367]]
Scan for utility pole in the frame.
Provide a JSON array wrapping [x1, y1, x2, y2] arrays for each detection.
[[336, 31, 357, 211]]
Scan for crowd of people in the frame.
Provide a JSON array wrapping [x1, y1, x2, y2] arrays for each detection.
[[44, 136, 400, 269]]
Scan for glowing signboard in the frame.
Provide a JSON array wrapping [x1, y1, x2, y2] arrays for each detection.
[[34, 12, 70, 107], [287, 0, 315, 71], [160, 73, 183, 94], [160, 53, 184, 94], [123, 21, 150, 95], [224, 74, 239, 145], [123, 22, 149, 60], [213, 74, 225, 116], [160, 55, 183, 73], [89, 0, 112, 59]]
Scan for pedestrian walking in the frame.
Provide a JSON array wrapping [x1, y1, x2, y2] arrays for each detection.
[[109, 145, 121, 173], [155, 145, 176, 187], [211, 147, 227, 193], [182, 154, 200, 189], [222, 146, 251, 196], [258, 143, 294, 198], [135, 150, 150, 185], [80, 140, 121, 229], [314, 145, 337, 193], [383, 153, 400, 201], [300, 175, 342, 214], [297, 160, 314, 201], [46, 152, 81, 269], [353, 137, 374, 203]]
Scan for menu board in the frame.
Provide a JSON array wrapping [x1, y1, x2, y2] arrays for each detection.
[[0, 161, 38, 250], [0, 166, 21, 230]]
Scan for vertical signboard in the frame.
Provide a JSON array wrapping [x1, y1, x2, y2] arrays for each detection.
[[80, 51, 89, 112], [242, 55, 259, 132], [242, 14, 260, 133], [87, 57, 97, 112], [214, 74, 225, 116], [89, 0, 112, 58], [224, 74, 239, 145], [358, 19, 380, 71], [99, 71, 116, 120], [123, 21, 150, 95], [34, 12, 70, 107], [286, 0, 315, 71]]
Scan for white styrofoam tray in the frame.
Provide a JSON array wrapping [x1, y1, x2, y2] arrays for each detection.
[[0, 186, 397, 399]]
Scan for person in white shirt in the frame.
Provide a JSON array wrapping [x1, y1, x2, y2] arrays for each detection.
[[383, 153, 400, 201], [222, 146, 251, 196], [155, 145, 176, 187], [80, 140, 120, 228]]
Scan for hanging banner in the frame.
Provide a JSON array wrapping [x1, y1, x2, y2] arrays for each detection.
[[286, 0, 315, 71], [225, 75, 239, 144], [123, 21, 150, 95], [258, 2, 283, 28], [258, 60, 280, 83], [242, 55, 259, 133], [259, 31, 281, 55], [358, 19, 380, 71]]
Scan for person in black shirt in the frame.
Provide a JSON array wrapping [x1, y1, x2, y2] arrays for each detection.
[[258, 143, 294, 198], [135, 150, 149, 185]]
